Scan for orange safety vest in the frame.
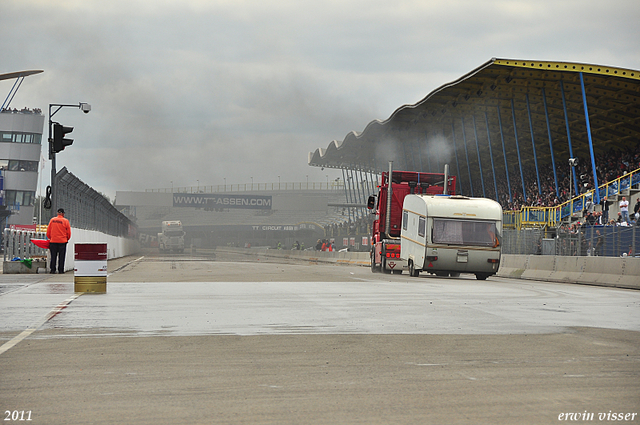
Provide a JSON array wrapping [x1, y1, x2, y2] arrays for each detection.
[[47, 215, 71, 243]]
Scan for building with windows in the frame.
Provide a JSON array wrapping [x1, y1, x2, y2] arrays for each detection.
[[0, 70, 44, 228], [0, 108, 43, 226]]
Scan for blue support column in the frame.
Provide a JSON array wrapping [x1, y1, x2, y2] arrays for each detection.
[[579, 72, 600, 204], [484, 111, 499, 202], [472, 115, 486, 197], [525, 94, 542, 196], [560, 80, 579, 197], [511, 99, 527, 202], [461, 117, 474, 197], [450, 123, 463, 195], [542, 88, 560, 199], [497, 106, 512, 202]]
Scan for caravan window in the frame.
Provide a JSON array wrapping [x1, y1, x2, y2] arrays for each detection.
[[402, 210, 408, 231], [433, 219, 497, 247], [418, 216, 426, 237]]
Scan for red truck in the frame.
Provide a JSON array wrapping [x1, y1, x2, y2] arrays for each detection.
[[367, 162, 457, 274]]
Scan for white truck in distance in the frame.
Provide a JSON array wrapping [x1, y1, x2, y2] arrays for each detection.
[[158, 220, 185, 253]]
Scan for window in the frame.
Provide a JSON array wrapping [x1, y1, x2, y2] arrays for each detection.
[[418, 216, 426, 237], [0, 132, 42, 144], [8, 160, 39, 172], [3, 190, 36, 207], [402, 210, 408, 231], [433, 219, 497, 247]]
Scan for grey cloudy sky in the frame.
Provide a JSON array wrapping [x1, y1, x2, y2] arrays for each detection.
[[2, 0, 639, 199]]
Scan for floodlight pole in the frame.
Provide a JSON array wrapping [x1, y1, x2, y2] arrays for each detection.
[[47, 102, 90, 219]]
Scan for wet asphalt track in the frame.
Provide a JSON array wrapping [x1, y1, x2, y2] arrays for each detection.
[[1, 249, 639, 424]]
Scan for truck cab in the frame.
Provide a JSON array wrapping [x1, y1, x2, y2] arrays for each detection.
[[158, 220, 185, 253]]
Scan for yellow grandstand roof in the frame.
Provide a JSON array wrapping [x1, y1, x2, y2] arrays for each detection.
[[309, 58, 640, 177]]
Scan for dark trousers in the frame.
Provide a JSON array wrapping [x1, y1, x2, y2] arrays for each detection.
[[49, 242, 68, 273]]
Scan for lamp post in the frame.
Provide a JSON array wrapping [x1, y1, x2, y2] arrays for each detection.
[[568, 158, 578, 200], [47, 102, 91, 218]]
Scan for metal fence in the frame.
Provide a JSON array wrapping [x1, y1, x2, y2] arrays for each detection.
[[55, 167, 135, 238], [502, 225, 640, 257], [2, 229, 48, 261]]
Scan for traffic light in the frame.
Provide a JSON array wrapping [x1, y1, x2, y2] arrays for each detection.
[[52, 122, 74, 153]]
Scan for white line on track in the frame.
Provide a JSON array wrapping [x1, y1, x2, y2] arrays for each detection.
[[0, 293, 83, 356]]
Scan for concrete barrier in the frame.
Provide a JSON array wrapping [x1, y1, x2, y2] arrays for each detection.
[[497, 255, 639, 290], [221, 248, 639, 290], [2, 260, 47, 274], [494, 255, 527, 278]]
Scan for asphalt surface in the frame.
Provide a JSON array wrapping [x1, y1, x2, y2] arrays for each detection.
[[1, 249, 639, 424]]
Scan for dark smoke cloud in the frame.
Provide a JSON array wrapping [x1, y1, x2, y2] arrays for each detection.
[[1, 0, 638, 197]]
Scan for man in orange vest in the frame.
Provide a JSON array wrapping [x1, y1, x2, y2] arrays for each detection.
[[47, 208, 71, 274]]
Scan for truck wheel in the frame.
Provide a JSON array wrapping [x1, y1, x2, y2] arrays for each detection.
[[382, 257, 391, 274], [475, 273, 489, 280], [370, 254, 380, 273]]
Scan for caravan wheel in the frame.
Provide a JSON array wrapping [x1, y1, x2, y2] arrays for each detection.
[[409, 260, 419, 277]]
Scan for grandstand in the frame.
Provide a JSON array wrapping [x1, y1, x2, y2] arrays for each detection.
[[309, 58, 640, 230]]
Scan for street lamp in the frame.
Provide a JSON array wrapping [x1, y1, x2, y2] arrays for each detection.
[[46, 102, 91, 218], [569, 157, 578, 200]]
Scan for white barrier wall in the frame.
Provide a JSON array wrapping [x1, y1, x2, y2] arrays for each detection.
[[60, 228, 141, 272]]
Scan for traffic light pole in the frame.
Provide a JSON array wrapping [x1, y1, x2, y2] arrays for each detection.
[[46, 102, 90, 219]]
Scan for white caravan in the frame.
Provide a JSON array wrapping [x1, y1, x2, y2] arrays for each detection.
[[401, 195, 502, 280]]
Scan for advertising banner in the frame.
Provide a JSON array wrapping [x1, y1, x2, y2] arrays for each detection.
[[173, 193, 272, 210]]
